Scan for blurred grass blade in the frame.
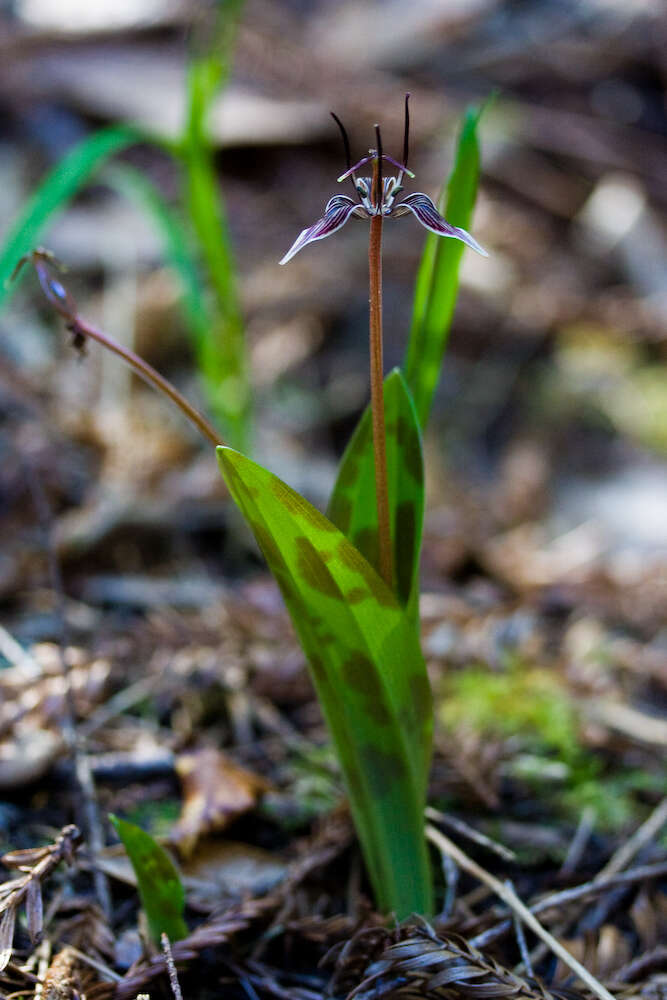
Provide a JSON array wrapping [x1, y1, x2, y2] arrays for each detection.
[[110, 815, 187, 946], [328, 368, 424, 614], [403, 106, 483, 429], [179, 0, 250, 450], [102, 162, 224, 421], [217, 447, 433, 918], [0, 125, 139, 308]]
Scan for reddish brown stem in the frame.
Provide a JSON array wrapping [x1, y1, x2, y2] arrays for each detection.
[[369, 160, 393, 588], [69, 315, 225, 448], [25, 251, 225, 449]]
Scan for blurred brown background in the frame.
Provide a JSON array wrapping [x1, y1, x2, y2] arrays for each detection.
[[0, 0, 665, 642]]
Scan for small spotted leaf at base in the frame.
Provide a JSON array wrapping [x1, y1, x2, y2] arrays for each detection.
[[327, 368, 424, 617], [110, 815, 187, 946], [217, 447, 433, 919]]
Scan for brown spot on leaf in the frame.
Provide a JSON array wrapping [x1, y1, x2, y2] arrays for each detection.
[[394, 500, 417, 605], [345, 587, 368, 604], [252, 522, 287, 575], [337, 540, 395, 607], [361, 743, 407, 798], [296, 536, 342, 599], [341, 652, 392, 727], [397, 415, 423, 483], [400, 670, 432, 730]]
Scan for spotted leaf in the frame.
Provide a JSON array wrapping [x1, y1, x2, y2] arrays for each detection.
[[328, 368, 424, 617], [217, 447, 433, 919]]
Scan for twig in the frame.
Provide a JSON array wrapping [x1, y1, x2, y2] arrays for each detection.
[[25, 463, 111, 920], [507, 881, 533, 976], [470, 861, 667, 948], [80, 676, 163, 739], [425, 824, 617, 1000], [52, 944, 121, 983], [559, 806, 596, 877], [614, 945, 667, 984], [439, 851, 459, 919], [595, 797, 667, 880], [426, 807, 517, 862], [161, 935, 184, 1000]]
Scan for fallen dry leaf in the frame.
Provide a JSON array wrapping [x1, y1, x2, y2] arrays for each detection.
[[172, 748, 270, 855], [0, 728, 66, 790], [182, 839, 287, 903]]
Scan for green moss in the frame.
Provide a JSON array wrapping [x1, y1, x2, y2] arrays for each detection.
[[438, 662, 655, 831], [439, 663, 581, 764]]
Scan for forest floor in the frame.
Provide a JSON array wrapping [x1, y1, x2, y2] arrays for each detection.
[[0, 1, 665, 998]]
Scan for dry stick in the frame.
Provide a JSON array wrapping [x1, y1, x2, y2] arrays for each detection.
[[507, 880, 533, 976], [595, 796, 667, 880], [559, 805, 596, 877], [368, 145, 392, 587], [425, 806, 517, 862], [80, 676, 163, 739], [470, 860, 667, 949], [425, 824, 617, 1000], [161, 935, 184, 1000], [55, 944, 122, 984], [26, 466, 112, 921]]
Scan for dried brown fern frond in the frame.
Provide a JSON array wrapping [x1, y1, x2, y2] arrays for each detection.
[[113, 896, 275, 1000], [349, 922, 587, 1000], [0, 825, 82, 971]]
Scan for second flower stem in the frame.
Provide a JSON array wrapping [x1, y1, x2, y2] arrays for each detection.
[[368, 161, 393, 589]]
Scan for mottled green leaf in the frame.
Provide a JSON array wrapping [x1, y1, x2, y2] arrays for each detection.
[[217, 447, 433, 918], [328, 369, 424, 614], [109, 815, 187, 945], [403, 106, 483, 429], [0, 126, 139, 309]]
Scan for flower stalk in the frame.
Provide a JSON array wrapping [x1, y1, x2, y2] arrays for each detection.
[[368, 134, 393, 588], [280, 96, 487, 588]]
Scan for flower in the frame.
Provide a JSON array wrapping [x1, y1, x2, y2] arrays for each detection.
[[280, 96, 488, 265]]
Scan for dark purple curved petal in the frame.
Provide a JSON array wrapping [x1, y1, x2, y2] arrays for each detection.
[[397, 193, 488, 256], [280, 196, 365, 265]]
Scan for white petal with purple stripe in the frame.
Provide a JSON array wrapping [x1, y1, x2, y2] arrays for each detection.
[[279, 196, 365, 265], [396, 193, 488, 256]]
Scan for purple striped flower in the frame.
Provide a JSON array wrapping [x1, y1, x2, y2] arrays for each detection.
[[280, 96, 488, 265]]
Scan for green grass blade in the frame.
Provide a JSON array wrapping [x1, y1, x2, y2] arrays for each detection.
[[182, 140, 249, 446], [178, 2, 250, 450], [0, 125, 139, 308], [101, 163, 218, 387], [217, 447, 433, 918], [109, 815, 187, 945], [327, 369, 424, 613], [403, 106, 483, 429]]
